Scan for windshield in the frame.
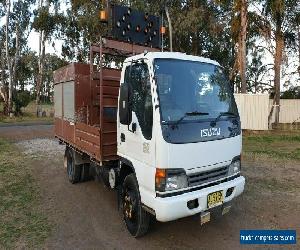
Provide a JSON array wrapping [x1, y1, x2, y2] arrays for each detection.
[[154, 59, 238, 123]]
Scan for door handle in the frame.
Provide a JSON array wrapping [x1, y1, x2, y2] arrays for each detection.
[[121, 133, 125, 142]]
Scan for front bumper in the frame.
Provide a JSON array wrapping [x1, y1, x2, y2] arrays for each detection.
[[153, 175, 245, 222]]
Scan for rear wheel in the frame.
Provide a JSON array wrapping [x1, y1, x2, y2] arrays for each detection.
[[122, 173, 150, 237], [65, 148, 81, 184], [81, 163, 91, 182]]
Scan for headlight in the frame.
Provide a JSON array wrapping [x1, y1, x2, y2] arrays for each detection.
[[228, 160, 241, 176], [155, 168, 188, 192]]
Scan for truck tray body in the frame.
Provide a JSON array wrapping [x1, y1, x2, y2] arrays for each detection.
[[54, 63, 121, 162]]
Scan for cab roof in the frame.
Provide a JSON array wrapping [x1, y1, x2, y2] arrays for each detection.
[[124, 52, 220, 66]]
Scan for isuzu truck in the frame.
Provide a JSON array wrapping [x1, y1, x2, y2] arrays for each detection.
[[54, 38, 245, 237]]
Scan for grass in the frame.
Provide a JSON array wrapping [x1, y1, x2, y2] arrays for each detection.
[[243, 131, 300, 160], [0, 101, 54, 124], [0, 113, 53, 124], [0, 139, 51, 248]]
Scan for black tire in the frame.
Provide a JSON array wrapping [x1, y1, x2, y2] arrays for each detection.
[[97, 166, 111, 189], [65, 148, 81, 184], [81, 163, 91, 182], [122, 173, 150, 237]]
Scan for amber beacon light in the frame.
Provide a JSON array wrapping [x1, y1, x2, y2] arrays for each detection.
[[99, 9, 108, 22]]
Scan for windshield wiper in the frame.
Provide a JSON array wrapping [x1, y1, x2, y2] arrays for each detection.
[[211, 111, 237, 125], [174, 111, 209, 125]]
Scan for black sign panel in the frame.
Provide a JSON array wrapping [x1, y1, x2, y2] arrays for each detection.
[[111, 5, 161, 48]]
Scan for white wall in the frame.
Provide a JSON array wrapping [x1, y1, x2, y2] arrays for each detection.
[[234, 94, 269, 130], [234, 94, 300, 130], [269, 99, 300, 124]]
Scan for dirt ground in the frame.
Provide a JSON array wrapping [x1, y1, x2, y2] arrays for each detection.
[[0, 125, 299, 249]]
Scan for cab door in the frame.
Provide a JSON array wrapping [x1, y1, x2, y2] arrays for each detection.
[[118, 62, 155, 168]]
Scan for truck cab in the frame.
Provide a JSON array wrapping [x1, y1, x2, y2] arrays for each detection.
[[117, 52, 245, 233]]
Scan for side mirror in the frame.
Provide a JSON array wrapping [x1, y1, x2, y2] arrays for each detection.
[[119, 82, 132, 125]]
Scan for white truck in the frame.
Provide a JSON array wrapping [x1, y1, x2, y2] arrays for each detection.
[[54, 40, 245, 237]]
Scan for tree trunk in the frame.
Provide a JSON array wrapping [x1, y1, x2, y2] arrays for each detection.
[[274, 29, 284, 124], [36, 0, 46, 116], [12, 25, 20, 89], [5, 0, 13, 115], [36, 31, 45, 106], [0, 43, 8, 114], [298, 29, 300, 76], [239, 0, 247, 93]]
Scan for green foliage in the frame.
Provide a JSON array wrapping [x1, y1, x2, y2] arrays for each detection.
[[42, 54, 68, 102], [281, 86, 300, 99], [13, 90, 32, 114], [32, 1, 64, 40]]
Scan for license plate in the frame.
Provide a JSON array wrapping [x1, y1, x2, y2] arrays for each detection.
[[207, 191, 223, 208]]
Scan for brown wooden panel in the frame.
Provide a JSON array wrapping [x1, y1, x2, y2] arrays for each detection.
[[92, 79, 100, 87], [76, 122, 100, 135], [54, 118, 63, 137], [102, 67, 121, 78], [54, 49, 121, 163], [54, 64, 75, 83], [102, 86, 119, 96], [75, 129, 100, 146], [103, 155, 119, 161], [62, 120, 75, 144], [102, 132, 117, 144], [76, 138, 100, 159], [103, 80, 120, 88], [103, 144, 118, 156], [54, 63, 90, 84], [103, 122, 117, 132], [103, 96, 118, 107]]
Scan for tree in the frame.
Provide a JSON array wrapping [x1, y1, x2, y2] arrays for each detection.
[[237, 0, 248, 93], [4, 0, 13, 115], [258, 0, 300, 124], [247, 47, 274, 92], [33, 0, 63, 114], [2, 0, 35, 115], [61, 0, 110, 62], [42, 54, 67, 102], [281, 86, 300, 99]]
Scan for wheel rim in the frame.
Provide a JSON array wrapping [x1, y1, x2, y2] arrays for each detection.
[[123, 187, 137, 225]]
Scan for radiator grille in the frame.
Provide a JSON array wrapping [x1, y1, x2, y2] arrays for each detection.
[[188, 166, 229, 187]]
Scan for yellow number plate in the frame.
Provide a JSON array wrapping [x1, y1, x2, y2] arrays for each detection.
[[207, 191, 224, 208]]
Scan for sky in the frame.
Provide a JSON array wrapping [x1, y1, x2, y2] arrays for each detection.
[[1, 4, 299, 91], [27, 30, 62, 55]]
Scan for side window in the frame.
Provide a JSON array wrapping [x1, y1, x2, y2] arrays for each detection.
[[130, 63, 153, 140]]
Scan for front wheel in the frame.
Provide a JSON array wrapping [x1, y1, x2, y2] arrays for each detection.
[[122, 173, 150, 237]]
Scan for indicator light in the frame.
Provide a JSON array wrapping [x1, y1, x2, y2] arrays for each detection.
[[160, 26, 166, 34]]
